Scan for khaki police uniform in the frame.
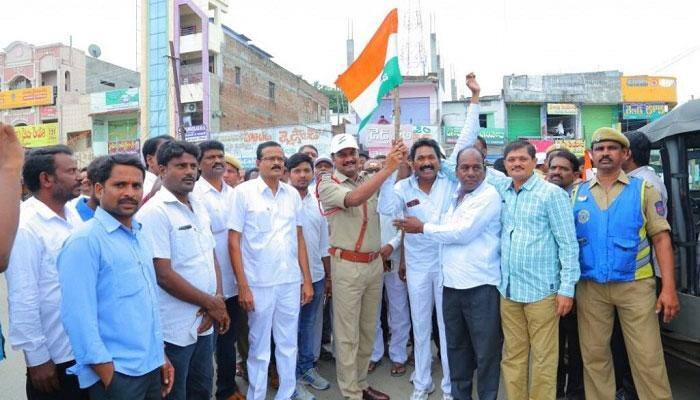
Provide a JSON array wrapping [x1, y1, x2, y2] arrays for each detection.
[[318, 170, 384, 400], [575, 170, 673, 400]]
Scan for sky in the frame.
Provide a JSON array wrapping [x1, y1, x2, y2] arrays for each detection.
[[1, 0, 699, 102]]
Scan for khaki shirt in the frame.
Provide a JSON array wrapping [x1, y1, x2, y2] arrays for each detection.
[[584, 170, 670, 237], [317, 170, 381, 253]]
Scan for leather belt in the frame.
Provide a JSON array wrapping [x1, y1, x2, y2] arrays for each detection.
[[329, 247, 379, 264]]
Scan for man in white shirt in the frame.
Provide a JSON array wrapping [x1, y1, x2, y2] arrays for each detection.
[[228, 141, 314, 400], [5, 145, 88, 399], [378, 73, 482, 400], [141, 135, 172, 199], [193, 140, 245, 400], [138, 141, 230, 400], [397, 147, 503, 400], [286, 153, 332, 399]]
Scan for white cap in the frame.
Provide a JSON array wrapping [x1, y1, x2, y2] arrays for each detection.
[[330, 134, 359, 154], [314, 156, 332, 167]]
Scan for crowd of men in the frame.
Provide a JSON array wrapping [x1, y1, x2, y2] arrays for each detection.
[[0, 73, 681, 400]]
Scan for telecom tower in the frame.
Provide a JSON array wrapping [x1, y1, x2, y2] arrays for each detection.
[[400, 0, 427, 76]]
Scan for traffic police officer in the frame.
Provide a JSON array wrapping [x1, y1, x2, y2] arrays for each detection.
[[572, 127, 680, 400], [317, 134, 406, 400]]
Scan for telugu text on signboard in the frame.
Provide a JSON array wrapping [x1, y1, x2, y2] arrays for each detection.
[[0, 86, 54, 110], [212, 123, 332, 170], [15, 123, 60, 148]]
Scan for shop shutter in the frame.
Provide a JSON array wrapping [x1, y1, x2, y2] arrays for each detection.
[[507, 104, 540, 140], [581, 105, 619, 146]]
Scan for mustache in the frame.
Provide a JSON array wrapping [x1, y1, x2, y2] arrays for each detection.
[[599, 156, 612, 162], [213, 162, 224, 168], [118, 198, 139, 205], [419, 165, 435, 171]]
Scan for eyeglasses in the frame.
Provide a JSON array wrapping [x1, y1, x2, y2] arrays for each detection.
[[261, 156, 285, 163]]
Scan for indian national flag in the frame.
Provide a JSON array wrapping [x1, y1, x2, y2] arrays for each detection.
[[336, 8, 403, 131]]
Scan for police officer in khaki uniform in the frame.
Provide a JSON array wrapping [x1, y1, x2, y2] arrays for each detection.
[[317, 134, 406, 400], [572, 127, 680, 400]]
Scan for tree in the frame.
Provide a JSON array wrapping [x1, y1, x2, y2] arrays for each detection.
[[313, 81, 348, 114]]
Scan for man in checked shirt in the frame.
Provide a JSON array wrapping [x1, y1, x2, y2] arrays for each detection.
[[461, 133, 580, 399]]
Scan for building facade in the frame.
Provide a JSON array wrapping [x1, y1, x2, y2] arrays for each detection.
[[620, 75, 677, 132], [501, 71, 677, 146], [0, 41, 139, 162], [140, 0, 228, 141], [218, 26, 329, 131], [443, 95, 506, 160], [140, 0, 327, 143]]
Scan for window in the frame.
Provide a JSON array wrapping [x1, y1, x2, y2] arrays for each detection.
[[268, 81, 275, 101], [64, 71, 71, 91], [235, 66, 241, 85], [479, 113, 488, 128], [9, 76, 32, 90]]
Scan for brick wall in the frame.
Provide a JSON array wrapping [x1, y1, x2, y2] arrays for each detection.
[[218, 34, 329, 131]]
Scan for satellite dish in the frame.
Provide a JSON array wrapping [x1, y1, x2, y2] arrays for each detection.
[[88, 44, 101, 58]]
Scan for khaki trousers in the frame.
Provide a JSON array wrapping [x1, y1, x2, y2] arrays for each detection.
[[576, 278, 671, 400], [500, 294, 559, 400], [331, 256, 383, 399]]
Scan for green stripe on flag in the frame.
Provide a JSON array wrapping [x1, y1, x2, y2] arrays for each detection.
[[358, 57, 403, 132]]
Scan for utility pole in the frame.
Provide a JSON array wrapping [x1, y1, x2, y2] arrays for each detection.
[[168, 41, 185, 140]]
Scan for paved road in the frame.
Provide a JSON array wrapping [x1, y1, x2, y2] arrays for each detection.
[[1, 278, 698, 399]]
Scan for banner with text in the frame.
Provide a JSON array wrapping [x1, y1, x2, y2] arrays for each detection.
[[0, 86, 54, 110], [212, 123, 332, 170], [15, 123, 59, 148], [359, 124, 439, 157], [90, 88, 139, 114], [528, 138, 585, 157]]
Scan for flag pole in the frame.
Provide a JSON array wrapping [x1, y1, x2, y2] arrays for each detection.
[[393, 88, 401, 140]]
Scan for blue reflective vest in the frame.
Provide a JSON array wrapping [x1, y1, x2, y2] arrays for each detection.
[[572, 176, 653, 283]]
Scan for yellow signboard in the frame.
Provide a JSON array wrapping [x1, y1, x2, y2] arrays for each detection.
[[15, 123, 59, 148], [621, 76, 677, 105], [0, 86, 54, 110], [547, 103, 578, 115]]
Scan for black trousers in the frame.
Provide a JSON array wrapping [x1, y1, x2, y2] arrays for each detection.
[[215, 296, 242, 399], [557, 309, 585, 399], [26, 360, 88, 400], [442, 285, 502, 400], [88, 369, 161, 400]]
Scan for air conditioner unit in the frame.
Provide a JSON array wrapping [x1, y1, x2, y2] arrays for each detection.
[[184, 103, 197, 113]]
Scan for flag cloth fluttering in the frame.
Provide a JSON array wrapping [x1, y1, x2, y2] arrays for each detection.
[[335, 8, 403, 132]]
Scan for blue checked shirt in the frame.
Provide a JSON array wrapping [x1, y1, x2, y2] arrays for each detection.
[[488, 174, 580, 302]]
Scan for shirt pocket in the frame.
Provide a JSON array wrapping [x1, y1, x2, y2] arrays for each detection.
[[114, 266, 147, 298], [171, 228, 203, 264], [250, 209, 272, 233]]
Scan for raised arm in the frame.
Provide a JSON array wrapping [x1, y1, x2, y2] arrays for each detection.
[[343, 143, 406, 208], [319, 141, 406, 210], [0, 124, 24, 271], [442, 74, 482, 183]]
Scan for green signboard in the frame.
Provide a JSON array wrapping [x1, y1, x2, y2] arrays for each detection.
[[105, 88, 138, 107], [444, 126, 505, 145]]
